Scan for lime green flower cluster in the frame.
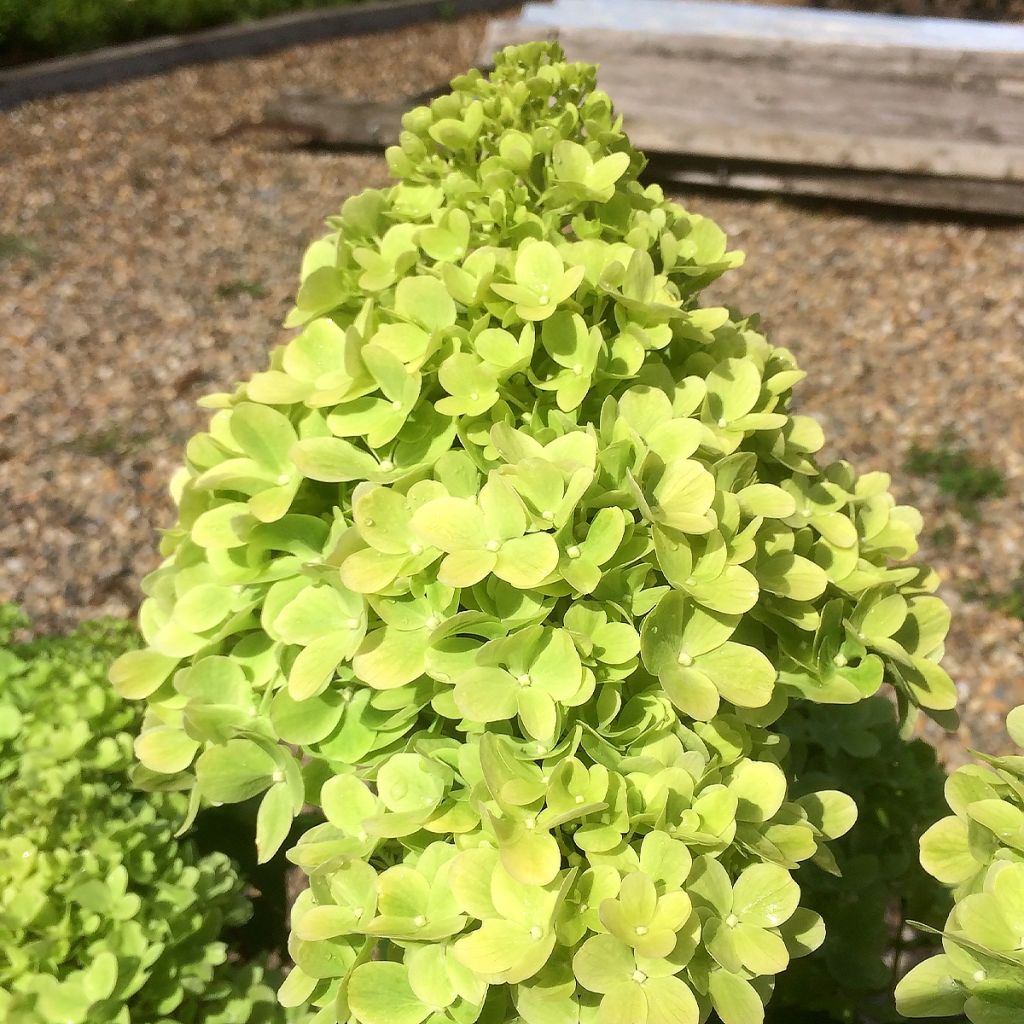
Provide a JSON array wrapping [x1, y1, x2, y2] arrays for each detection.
[[113, 43, 957, 1024], [0, 606, 288, 1024], [896, 706, 1024, 1023]]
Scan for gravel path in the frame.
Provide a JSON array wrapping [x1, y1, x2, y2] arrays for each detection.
[[2, 14, 1022, 759]]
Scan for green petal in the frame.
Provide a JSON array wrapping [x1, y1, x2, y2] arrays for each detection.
[[573, 935, 634, 995], [353, 627, 429, 690], [288, 632, 353, 700], [134, 727, 199, 775], [395, 275, 457, 332], [413, 497, 489, 552], [732, 923, 789, 976], [894, 956, 969, 1018], [291, 437, 379, 482], [195, 738, 278, 804], [728, 760, 787, 823], [454, 667, 518, 723], [732, 864, 800, 928], [659, 663, 721, 720], [697, 642, 776, 709], [644, 975, 698, 1024], [919, 816, 977, 885], [495, 534, 560, 588], [708, 970, 764, 1024], [348, 962, 432, 1024], [599, 982, 647, 1024], [256, 780, 295, 863], [109, 649, 178, 699]]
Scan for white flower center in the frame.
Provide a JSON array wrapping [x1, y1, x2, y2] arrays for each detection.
[[676, 650, 694, 667], [566, 545, 581, 559], [631, 970, 647, 984], [726, 914, 739, 928], [486, 540, 501, 552]]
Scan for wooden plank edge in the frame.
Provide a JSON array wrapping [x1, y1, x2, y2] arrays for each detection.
[[0, 0, 517, 112], [645, 154, 1024, 219]]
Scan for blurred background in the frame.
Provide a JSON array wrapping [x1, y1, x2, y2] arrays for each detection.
[[2, 0, 1022, 766]]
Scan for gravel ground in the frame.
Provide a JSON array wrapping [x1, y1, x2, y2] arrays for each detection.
[[2, 14, 1022, 761]]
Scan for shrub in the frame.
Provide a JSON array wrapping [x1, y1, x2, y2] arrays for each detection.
[[113, 42, 960, 1024], [770, 698, 950, 1021], [0, 605, 287, 1024], [0, 0, 360, 64], [895, 706, 1024, 1023]]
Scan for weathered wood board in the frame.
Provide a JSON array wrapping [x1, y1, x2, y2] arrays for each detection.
[[486, 1, 1024, 181], [263, 0, 1024, 216], [482, 0, 1024, 214]]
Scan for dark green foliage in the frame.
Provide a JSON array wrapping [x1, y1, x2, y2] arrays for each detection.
[[0, 0, 361, 64], [770, 698, 951, 1023], [905, 438, 1005, 519], [216, 279, 269, 300], [0, 606, 289, 1024]]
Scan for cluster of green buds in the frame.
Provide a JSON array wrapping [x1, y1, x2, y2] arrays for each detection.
[[112, 42, 956, 1024], [896, 706, 1024, 1023]]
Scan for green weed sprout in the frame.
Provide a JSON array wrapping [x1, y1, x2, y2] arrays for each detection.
[[896, 706, 1024, 1023], [0, 607, 287, 1024], [112, 43, 958, 1024]]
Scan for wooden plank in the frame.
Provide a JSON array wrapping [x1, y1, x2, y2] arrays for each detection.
[[0, 0, 516, 111], [264, 91, 425, 146], [259, 90, 1024, 216], [509, 0, 1024, 54], [485, 1, 1024, 185], [483, 18, 1024, 182], [645, 156, 1024, 219]]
